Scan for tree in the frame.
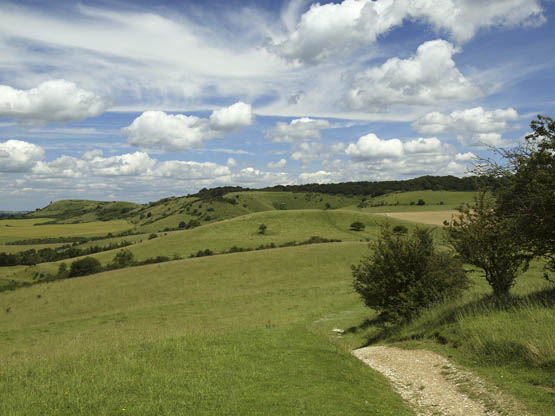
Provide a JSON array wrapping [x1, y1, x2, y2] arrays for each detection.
[[258, 223, 267, 234], [69, 257, 102, 277], [350, 221, 365, 231], [417, 199, 425, 205], [474, 115, 555, 274], [447, 192, 532, 298], [353, 226, 467, 323]]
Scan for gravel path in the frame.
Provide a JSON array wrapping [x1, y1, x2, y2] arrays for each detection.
[[353, 346, 532, 416]]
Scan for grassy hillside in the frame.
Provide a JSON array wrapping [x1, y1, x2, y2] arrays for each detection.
[[25, 200, 141, 223], [354, 190, 476, 212], [9, 209, 421, 283], [0, 243, 413, 415]]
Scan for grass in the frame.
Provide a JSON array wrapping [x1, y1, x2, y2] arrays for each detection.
[[0, 242, 413, 415], [8, 209, 420, 282], [0, 218, 132, 244], [354, 190, 476, 212], [324, 259, 555, 416]]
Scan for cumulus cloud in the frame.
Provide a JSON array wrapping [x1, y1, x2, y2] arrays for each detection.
[[154, 160, 231, 179], [299, 170, 333, 184], [0, 80, 107, 125], [456, 152, 478, 161], [267, 158, 287, 169], [266, 117, 331, 142], [270, 0, 544, 64], [227, 157, 237, 167], [33, 152, 156, 178], [209, 102, 254, 131], [343, 40, 482, 111], [413, 107, 519, 135], [122, 102, 254, 152], [0, 140, 44, 172], [231, 167, 290, 187], [345, 133, 404, 161]]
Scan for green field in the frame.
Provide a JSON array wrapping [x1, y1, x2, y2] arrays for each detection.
[[0, 243, 413, 415], [0, 218, 132, 244], [1, 189, 553, 415]]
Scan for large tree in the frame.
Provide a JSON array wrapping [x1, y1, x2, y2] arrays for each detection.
[[475, 115, 555, 275]]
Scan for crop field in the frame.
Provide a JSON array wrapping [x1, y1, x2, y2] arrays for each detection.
[[0, 218, 133, 244], [372, 210, 459, 225]]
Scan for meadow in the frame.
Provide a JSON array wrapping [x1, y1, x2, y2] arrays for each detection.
[[0, 189, 553, 415]]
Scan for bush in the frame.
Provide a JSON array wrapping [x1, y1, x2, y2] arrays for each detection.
[[69, 257, 102, 277], [258, 223, 267, 234], [350, 221, 365, 231], [352, 226, 468, 323], [178, 221, 186, 229], [148, 233, 158, 240], [417, 199, 425, 205], [109, 249, 135, 269], [392, 225, 408, 234]]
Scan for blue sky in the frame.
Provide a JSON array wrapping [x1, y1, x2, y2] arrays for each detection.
[[1, 0, 554, 210]]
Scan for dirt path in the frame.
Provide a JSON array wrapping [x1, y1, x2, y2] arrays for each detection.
[[353, 346, 532, 416]]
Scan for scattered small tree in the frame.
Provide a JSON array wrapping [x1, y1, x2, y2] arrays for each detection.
[[352, 226, 468, 323], [69, 257, 102, 277], [178, 221, 186, 229], [57, 262, 69, 279], [350, 221, 365, 231], [258, 223, 267, 234], [109, 249, 135, 269], [447, 192, 532, 298], [417, 199, 425, 206]]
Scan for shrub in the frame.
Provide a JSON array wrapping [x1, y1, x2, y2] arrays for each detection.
[[109, 249, 135, 269], [178, 221, 186, 229], [69, 257, 102, 277], [148, 233, 158, 240], [352, 226, 468, 323], [392, 225, 408, 234], [258, 223, 267, 234], [350, 221, 365, 231], [417, 199, 425, 205]]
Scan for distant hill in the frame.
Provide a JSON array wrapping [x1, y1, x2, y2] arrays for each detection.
[[25, 175, 485, 228]]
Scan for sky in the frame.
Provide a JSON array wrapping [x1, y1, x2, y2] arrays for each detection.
[[1, 0, 554, 210]]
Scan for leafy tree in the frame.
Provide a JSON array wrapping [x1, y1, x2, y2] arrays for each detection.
[[475, 115, 555, 274], [352, 226, 467, 323], [417, 199, 425, 205], [258, 223, 267, 234], [178, 221, 186, 229], [350, 221, 365, 231], [57, 262, 69, 279], [447, 192, 532, 298], [69, 257, 102, 277], [110, 249, 135, 269]]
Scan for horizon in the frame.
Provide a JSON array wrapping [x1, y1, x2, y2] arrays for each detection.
[[1, 0, 554, 210]]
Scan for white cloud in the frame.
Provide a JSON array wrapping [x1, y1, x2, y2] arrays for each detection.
[[343, 40, 482, 111], [227, 157, 237, 167], [82, 149, 104, 161], [0, 140, 44, 172], [231, 167, 290, 187], [455, 152, 478, 161], [345, 133, 404, 161], [270, 0, 544, 64], [154, 160, 230, 179], [0, 80, 107, 125], [267, 158, 287, 169], [209, 102, 254, 131], [291, 141, 326, 166], [266, 117, 331, 142], [122, 102, 253, 152], [299, 170, 333, 184], [413, 107, 519, 135], [33, 152, 155, 178], [403, 137, 442, 154]]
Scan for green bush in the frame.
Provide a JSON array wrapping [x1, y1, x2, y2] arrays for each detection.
[[350, 221, 365, 231], [352, 226, 468, 323], [392, 225, 408, 234], [69, 257, 102, 277]]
